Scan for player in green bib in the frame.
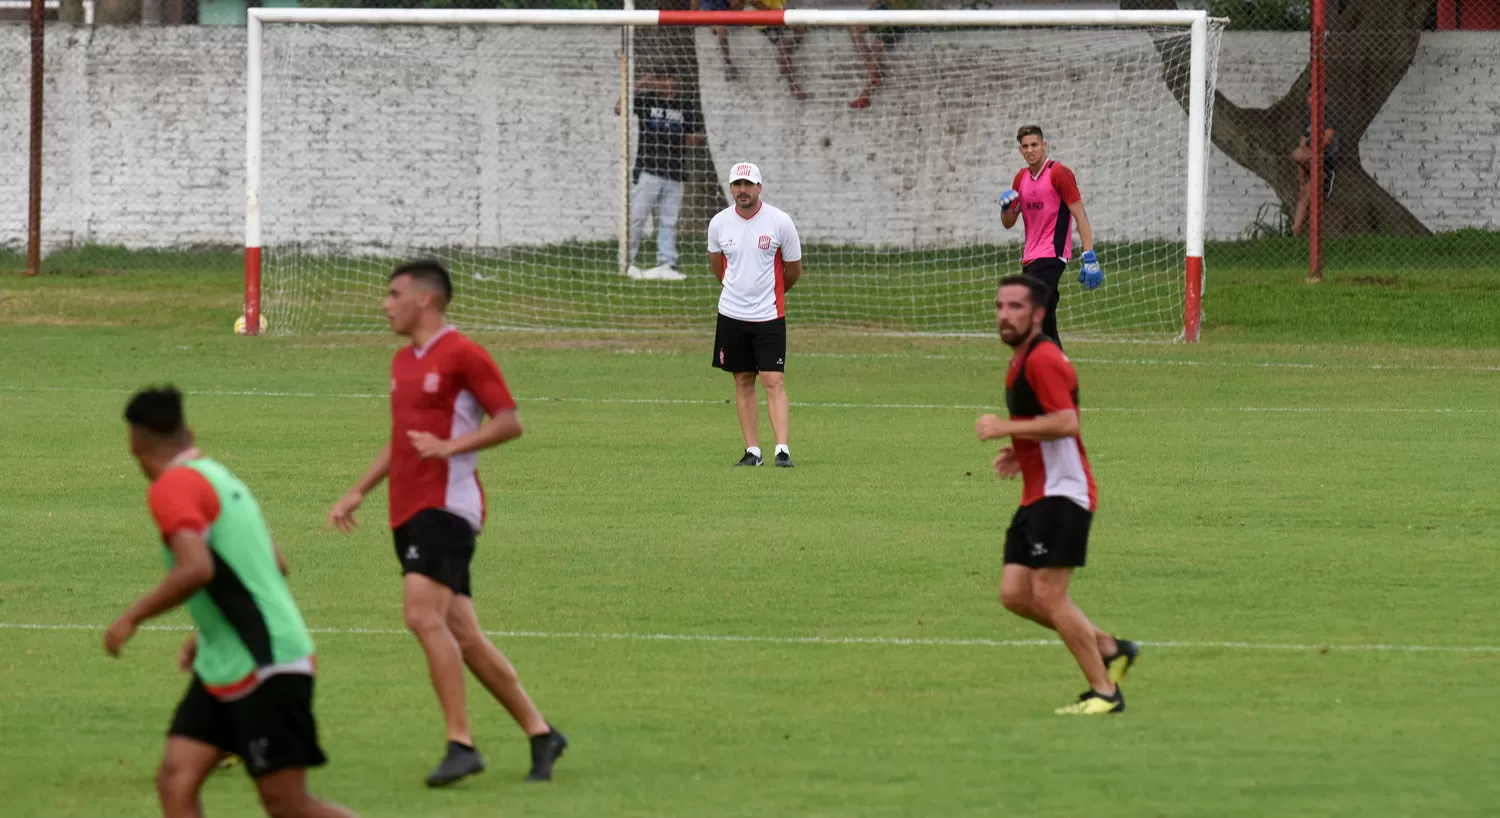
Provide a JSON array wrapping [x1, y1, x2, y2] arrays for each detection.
[[107, 386, 357, 818]]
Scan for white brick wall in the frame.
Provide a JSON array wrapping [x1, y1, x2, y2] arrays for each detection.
[[1, 27, 1496, 252]]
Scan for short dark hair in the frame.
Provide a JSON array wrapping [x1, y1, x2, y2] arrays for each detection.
[[1016, 125, 1044, 143], [391, 260, 453, 305], [124, 386, 186, 437], [998, 274, 1051, 309]]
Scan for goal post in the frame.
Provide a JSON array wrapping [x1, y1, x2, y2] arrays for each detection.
[[244, 8, 1221, 340]]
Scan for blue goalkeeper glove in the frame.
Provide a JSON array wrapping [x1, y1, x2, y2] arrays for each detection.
[[998, 190, 1019, 212], [1079, 250, 1103, 290]]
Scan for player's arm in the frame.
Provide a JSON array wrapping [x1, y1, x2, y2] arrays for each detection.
[[780, 221, 804, 291], [408, 345, 523, 459], [106, 530, 215, 657], [1056, 166, 1101, 288], [417, 409, 523, 459], [782, 259, 803, 291], [328, 442, 390, 533], [975, 409, 1080, 443], [1066, 199, 1095, 255], [709, 251, 727, 283]]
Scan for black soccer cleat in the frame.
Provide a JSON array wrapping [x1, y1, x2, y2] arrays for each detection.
[[774, 451, 794, 468], [1105, 638, 1141, 685], [526, 727, 568, 782], [425, 741, 485, 787], [734, 451, 763, 467]]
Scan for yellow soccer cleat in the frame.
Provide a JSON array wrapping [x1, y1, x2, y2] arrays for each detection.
[[1055, 689, 1125, 715], [1105, 638, 1141, 685]]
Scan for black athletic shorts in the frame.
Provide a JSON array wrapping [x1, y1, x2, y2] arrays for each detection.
[[393, 508, 477, 596], [1022, 257, 1067, 291], [1003, 496, 1093, 569], [168, 673, 326, 779], [712, 313, 786, 374]]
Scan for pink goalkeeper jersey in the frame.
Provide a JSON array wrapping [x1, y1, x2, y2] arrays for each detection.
[[1013, 160, 1082, 265]]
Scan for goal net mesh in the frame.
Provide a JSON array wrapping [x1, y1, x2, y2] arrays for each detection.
[[259, 19, 1224, 337]]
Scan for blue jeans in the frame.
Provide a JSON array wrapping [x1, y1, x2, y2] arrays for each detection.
[[629, 171, 685, 268]]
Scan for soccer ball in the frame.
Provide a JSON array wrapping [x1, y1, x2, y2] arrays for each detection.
[[233, 314, 268, 335]]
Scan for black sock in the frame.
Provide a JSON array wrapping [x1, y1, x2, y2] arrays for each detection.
[[448, 740, 475, 753]]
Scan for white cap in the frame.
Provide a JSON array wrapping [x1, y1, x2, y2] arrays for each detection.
[[728, 161, 763, 185]]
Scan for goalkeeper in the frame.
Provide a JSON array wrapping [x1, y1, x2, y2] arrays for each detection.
[[998, 125, 1100, 348]]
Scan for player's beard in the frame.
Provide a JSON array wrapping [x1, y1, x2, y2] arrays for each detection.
[[999, 315, 1031, 347], [735, 192, 758, 210]]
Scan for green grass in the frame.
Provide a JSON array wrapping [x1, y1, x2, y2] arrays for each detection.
[[2, 243, 1499, 817]]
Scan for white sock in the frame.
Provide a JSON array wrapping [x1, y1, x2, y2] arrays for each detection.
[[775, 444, 789, 456], [746, 446, 762, 458]]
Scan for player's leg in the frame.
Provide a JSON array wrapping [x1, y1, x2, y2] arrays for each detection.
[[402, 574, 469, 745], [1030, 568, 1116, 697], [1293, 174, 1312, 236], [447, 597, 570, 781], [160, 677, 237, 818], [715, 314, 764, 464], [157, 737, 225, 818], [627, 173, 661, 271], [1022, 259, 1066, 347], [655, 177, 684, 270], [734, 371, 761, 454], [1003, 561, 1121, 658], [751, 318, 790, 465], [772, 29, 809, 100], [447, 595, 547, 736], [238, 676, 354, 817], [255, 769, 357, 818]]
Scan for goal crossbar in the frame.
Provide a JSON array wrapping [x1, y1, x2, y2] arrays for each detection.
[[245, 8, 1213, 340]]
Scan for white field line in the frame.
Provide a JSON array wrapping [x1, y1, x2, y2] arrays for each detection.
[[3, 622, 1496, 654], [0, 385, 1490, 414], [802, 352, 1500, 374]]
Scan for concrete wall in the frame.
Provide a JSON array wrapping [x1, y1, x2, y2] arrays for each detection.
[[2, 26, 1496, 252]]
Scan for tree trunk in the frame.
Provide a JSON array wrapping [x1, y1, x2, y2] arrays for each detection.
[[59, 0, 87, 24], [634, 0, 730, 240], [94, 0, 142, 24], [1123, 0, 1433, 236]]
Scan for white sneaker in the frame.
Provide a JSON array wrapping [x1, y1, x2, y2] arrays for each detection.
[[626, 265, 645, 279], [643, 264, 687, 281]]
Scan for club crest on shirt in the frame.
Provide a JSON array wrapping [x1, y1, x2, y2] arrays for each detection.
[[758, 235, 772, 250], [423, 371, 441, 394]]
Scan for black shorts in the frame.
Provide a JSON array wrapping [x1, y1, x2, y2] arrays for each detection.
[[1003, 496, 1093, 569], [712, 313, 786, 374], [393, 508, 477, 596], [168, 674, 326, 779], [1022, 257, 1067, 291]]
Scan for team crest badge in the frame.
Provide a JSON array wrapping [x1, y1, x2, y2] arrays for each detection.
[[423, 371, 441, 393], [758, 235, 772, 250], [719, 349, 725, 365]]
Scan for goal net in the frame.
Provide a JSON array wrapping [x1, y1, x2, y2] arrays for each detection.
[[249, 9, 1224, 339]]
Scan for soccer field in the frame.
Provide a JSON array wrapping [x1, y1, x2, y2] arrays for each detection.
[[2, 248, 1498, 817]]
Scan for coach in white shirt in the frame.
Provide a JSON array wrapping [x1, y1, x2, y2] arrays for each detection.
[[707, 161, 804, 468]]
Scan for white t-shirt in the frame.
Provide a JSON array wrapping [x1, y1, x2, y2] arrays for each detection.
[[707, 202, 803, 322]]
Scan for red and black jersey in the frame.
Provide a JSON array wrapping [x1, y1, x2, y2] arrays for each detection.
[[388, 327, 517, 532], [1005, 335, 1097, 511]]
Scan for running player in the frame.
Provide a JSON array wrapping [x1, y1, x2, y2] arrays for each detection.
[[327, 261, 567, 786], [974, 276, 1139, 715], [997, 125, 1101, 348], [708, 161, 804, 468], [107, 386, 357, 818]]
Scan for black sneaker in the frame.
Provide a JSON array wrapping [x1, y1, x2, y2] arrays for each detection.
[[1105, 638, 1140, 685], [774, 451, 794, 468], [526, 727, 568, 782], [426, 741, 485, 787], [734, 451, 763, 467]]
